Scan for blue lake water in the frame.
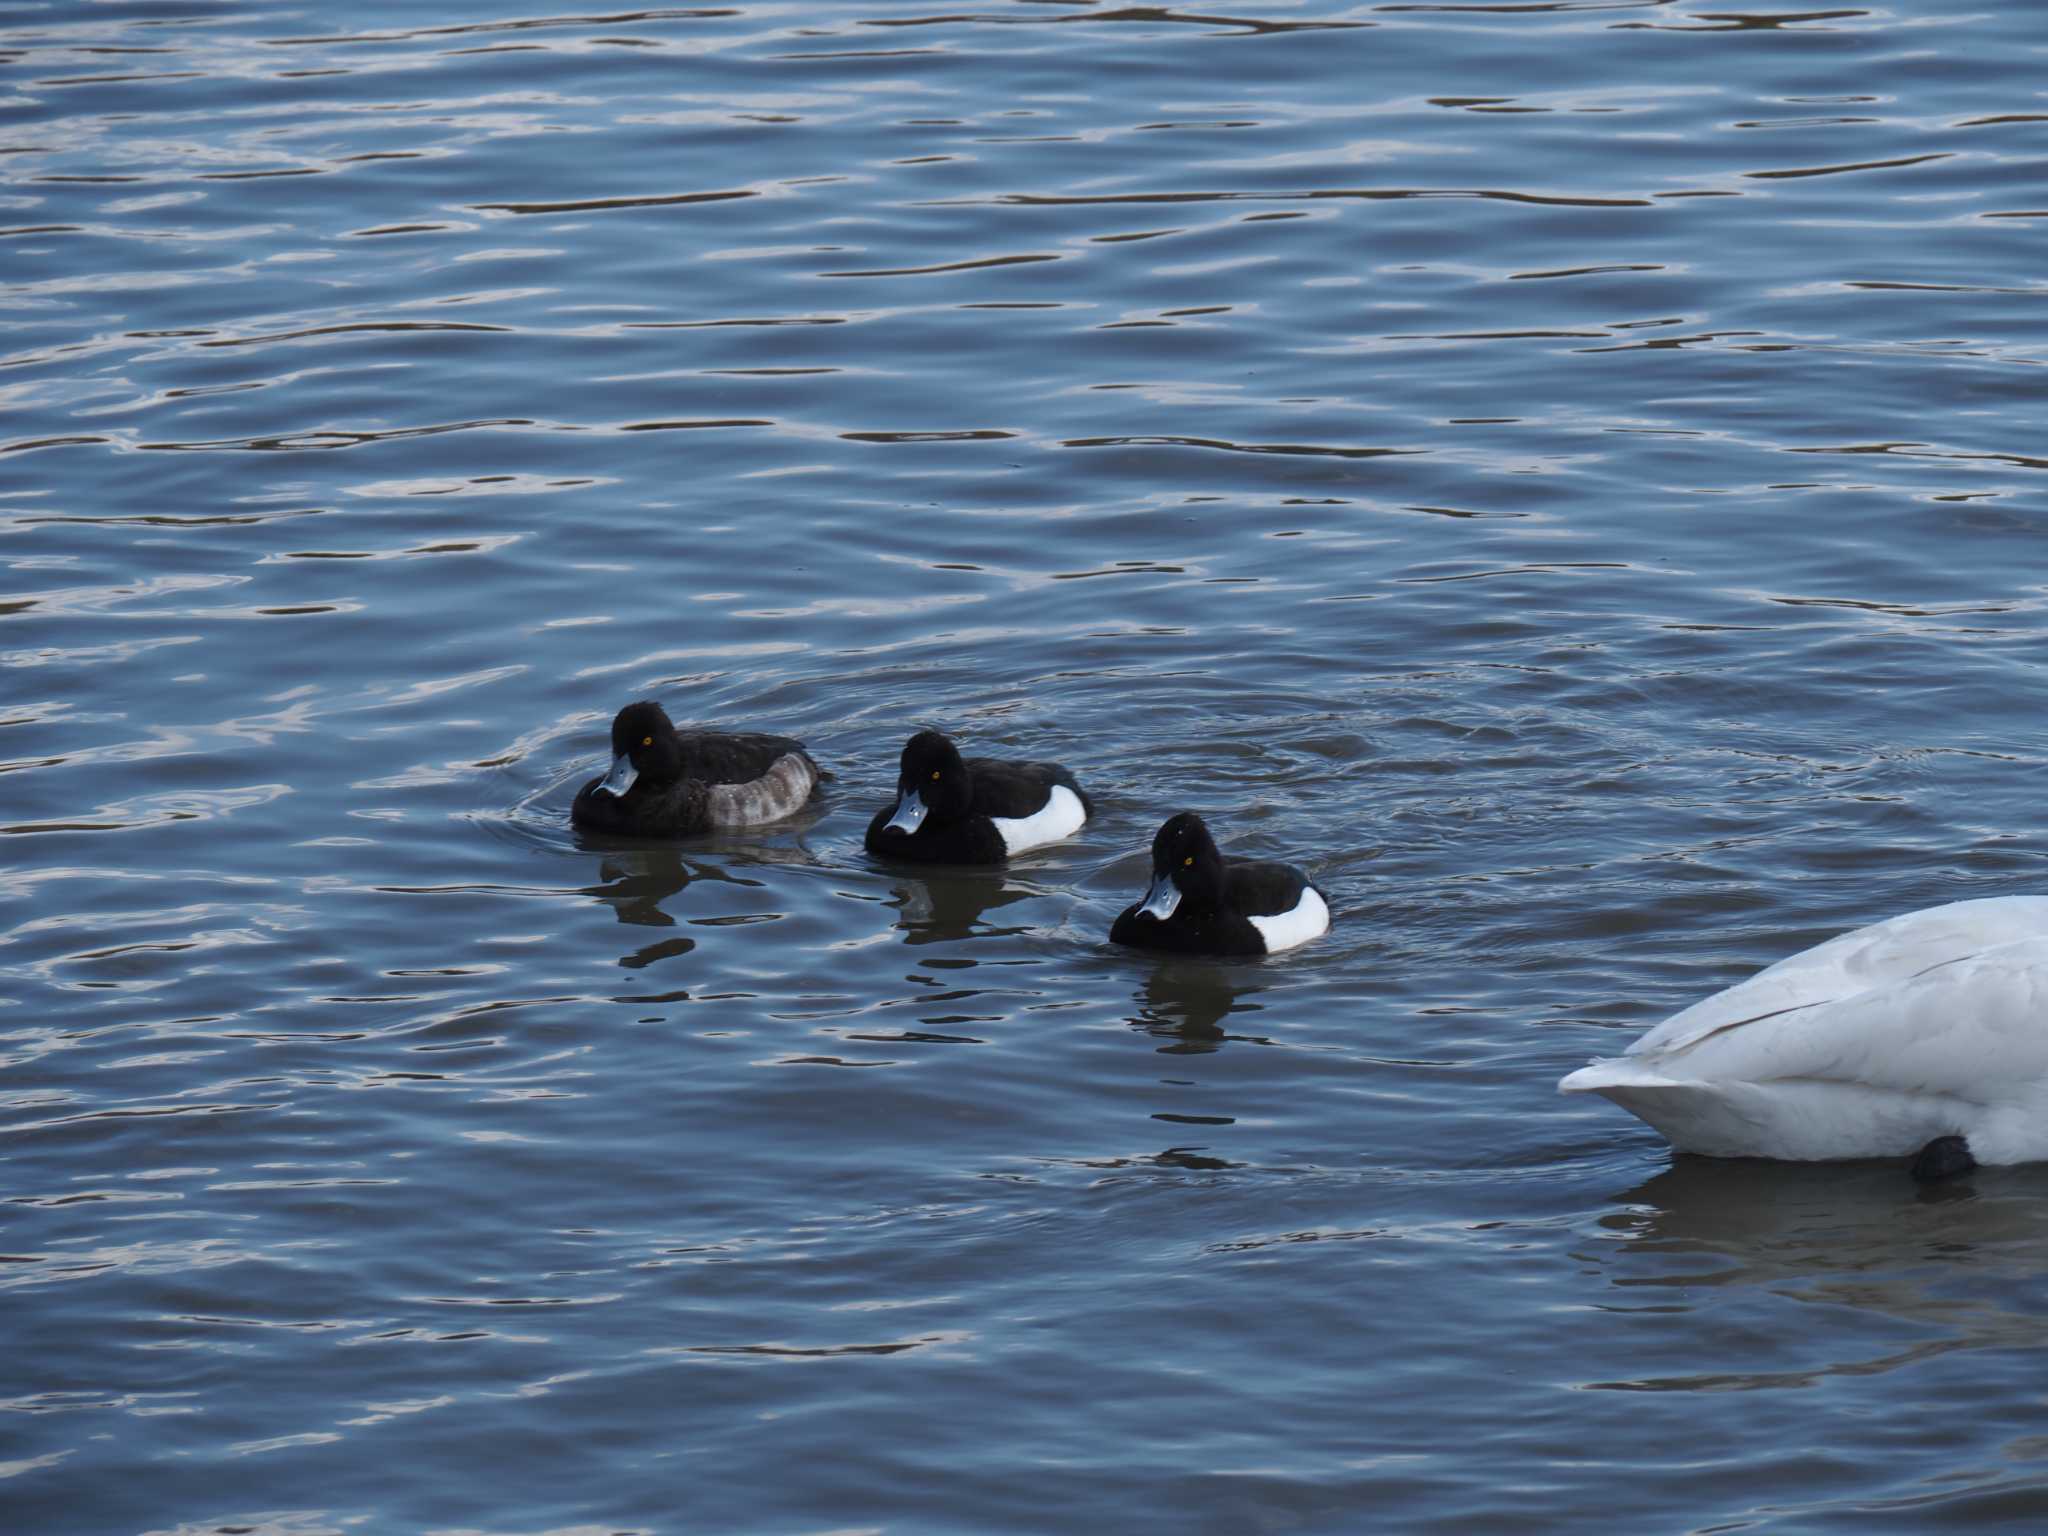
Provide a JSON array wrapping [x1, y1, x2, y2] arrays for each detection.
[[6, 1, 2048, 1530]]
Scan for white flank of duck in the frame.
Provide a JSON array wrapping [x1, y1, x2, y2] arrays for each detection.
[[990, 783, 1088, 856], [1247, 885, 1331, 955]]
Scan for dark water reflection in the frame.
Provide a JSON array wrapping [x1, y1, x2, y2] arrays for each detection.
[[884, 866, 1037, 945], [7, 0, 2048, 1530], [1585, 1160, 2048, 1408], [1129, 961, 1270, 1052], [588, 847, 697, 968]]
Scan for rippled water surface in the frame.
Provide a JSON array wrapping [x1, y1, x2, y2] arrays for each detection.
[[7, 1, 2048, 1530]]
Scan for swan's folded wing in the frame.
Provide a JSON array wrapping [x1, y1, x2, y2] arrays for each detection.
[[1582, 936, 2048, 1100], [1620, 897, 2048, 1061]]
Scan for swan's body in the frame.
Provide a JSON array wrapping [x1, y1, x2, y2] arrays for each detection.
[[1560, 897, 2048, 1167]]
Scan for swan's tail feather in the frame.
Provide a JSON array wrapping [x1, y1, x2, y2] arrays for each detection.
[[1559, 1060, 1765, 1156], [1558, 1057, 1687, 1095]]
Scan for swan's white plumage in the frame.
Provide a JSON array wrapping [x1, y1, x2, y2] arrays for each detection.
[[1559, 896, 2048, 1164]]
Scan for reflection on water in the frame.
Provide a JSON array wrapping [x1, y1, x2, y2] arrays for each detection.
[[885, 867, 1036, 946], [1128, 961, 1270, 1053], [1582, 1159, 2048, 1394], [1598, 1158, 1991, 1285], [1062, 1143, 1244, 1174], [587, 847, 695, 930]]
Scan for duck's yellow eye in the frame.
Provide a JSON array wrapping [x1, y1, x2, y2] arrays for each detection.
[[641, 735, 652, 747], [930, 770, 940, 781], [1183, 856, 1193, 867]]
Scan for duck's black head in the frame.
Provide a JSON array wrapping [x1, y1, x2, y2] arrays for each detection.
[[596, 700, 682, 798], [878, 729, 972, 835], [1136, 811, 1226, 920]]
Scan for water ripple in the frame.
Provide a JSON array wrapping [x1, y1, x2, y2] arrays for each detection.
[[6, 0, 2048, 1529]]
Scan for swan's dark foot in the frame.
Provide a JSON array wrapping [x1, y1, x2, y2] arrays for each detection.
[[1910, 1135, 1976, 1182]]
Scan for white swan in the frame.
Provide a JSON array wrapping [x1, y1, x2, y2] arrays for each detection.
[[1559, 896, 2048, 1177]]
